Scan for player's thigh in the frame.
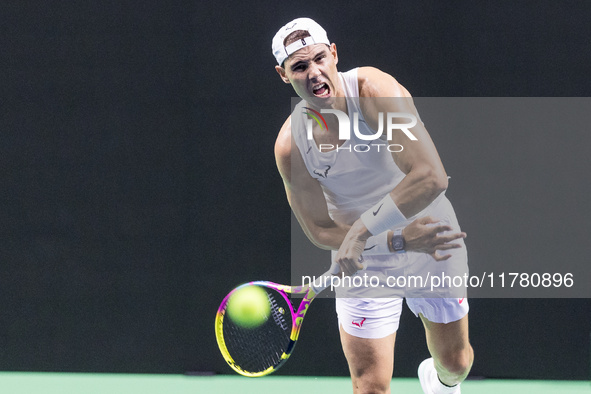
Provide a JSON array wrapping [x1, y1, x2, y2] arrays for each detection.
[[335, 297, 401, 387], [339, 326, 396, 382]]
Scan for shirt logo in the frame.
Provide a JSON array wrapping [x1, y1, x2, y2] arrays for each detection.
[[313, 165, 331, 178]]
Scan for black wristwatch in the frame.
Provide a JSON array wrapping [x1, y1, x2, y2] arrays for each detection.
[[391, 228, 405, 253]]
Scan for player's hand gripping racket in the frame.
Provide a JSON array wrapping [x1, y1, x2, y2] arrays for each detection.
[[215, 263, 340, 377]]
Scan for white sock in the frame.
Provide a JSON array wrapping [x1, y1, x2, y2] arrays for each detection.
[[434, 375, 460, 394]]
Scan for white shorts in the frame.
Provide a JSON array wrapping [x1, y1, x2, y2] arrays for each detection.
[[336, 297, 403, 339], [336, 297, 469, 339]]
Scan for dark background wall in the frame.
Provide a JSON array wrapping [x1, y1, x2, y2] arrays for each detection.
[[1, 0, 589, 380]]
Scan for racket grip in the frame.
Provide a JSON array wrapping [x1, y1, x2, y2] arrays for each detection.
[[309, 262, 339, 294], [329, 261, 342, 275], [310, 261, 367, 294]]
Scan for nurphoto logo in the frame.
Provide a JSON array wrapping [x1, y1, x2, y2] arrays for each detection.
[[303, 108, 419, 152]]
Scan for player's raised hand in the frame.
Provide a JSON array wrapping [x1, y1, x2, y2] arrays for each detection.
[[403, 216, 467, 261]]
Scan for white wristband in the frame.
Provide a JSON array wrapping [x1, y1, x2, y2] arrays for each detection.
[[361, 231, 391, 256], [360, 194, 406, 236]]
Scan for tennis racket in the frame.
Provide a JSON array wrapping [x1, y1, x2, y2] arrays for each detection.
[[214, 264, 339, 377]]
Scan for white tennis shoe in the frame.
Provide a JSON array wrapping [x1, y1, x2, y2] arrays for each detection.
[[418, 358, 461, 394]]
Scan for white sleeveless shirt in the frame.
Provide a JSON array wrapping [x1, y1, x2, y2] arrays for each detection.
[[291, 68, 444, 227]]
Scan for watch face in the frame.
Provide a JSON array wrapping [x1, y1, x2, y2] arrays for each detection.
[[393, 236, 404, 251]]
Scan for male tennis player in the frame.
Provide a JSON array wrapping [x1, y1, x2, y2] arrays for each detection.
[[272, 18, 473, 394]]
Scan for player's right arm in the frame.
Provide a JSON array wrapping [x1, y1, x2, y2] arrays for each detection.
[[274, 116, 347, 251]]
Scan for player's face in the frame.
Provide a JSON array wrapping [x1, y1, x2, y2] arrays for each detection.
[[275, 43, 340, 108]]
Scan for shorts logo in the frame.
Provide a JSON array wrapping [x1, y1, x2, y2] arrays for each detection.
[[352, 318, 366, 328], [459, 298, 465, 304]]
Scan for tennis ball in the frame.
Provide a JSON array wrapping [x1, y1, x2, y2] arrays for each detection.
[[226, 286, 270, 328]]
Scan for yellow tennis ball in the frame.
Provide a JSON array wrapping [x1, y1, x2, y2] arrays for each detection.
[[226, 286, 270, 328]]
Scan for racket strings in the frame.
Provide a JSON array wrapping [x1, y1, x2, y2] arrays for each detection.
[[270, 295, 290, 331], [222, 287, 293, 373]]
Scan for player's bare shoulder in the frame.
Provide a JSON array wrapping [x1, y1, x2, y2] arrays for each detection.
[[357, 66, 411, 98], [275, 116, 292, 157], [357, 67, 414, 123], [274, 116, 293, 182]]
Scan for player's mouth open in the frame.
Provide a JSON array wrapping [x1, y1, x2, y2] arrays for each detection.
[[312, 83, 330, 97]]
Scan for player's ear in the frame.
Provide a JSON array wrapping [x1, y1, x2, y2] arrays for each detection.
[[330, 43, 338, 65], [275, 65, 291, 84]]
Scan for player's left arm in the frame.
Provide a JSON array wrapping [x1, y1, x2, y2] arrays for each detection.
[[359, 66, 448, 216], [335, 67, 450, 266]]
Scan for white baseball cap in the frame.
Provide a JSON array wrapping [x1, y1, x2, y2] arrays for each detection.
[[272, 17, 330, 66]]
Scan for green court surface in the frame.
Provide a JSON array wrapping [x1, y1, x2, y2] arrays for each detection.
[[0, 373, 589, 394]]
